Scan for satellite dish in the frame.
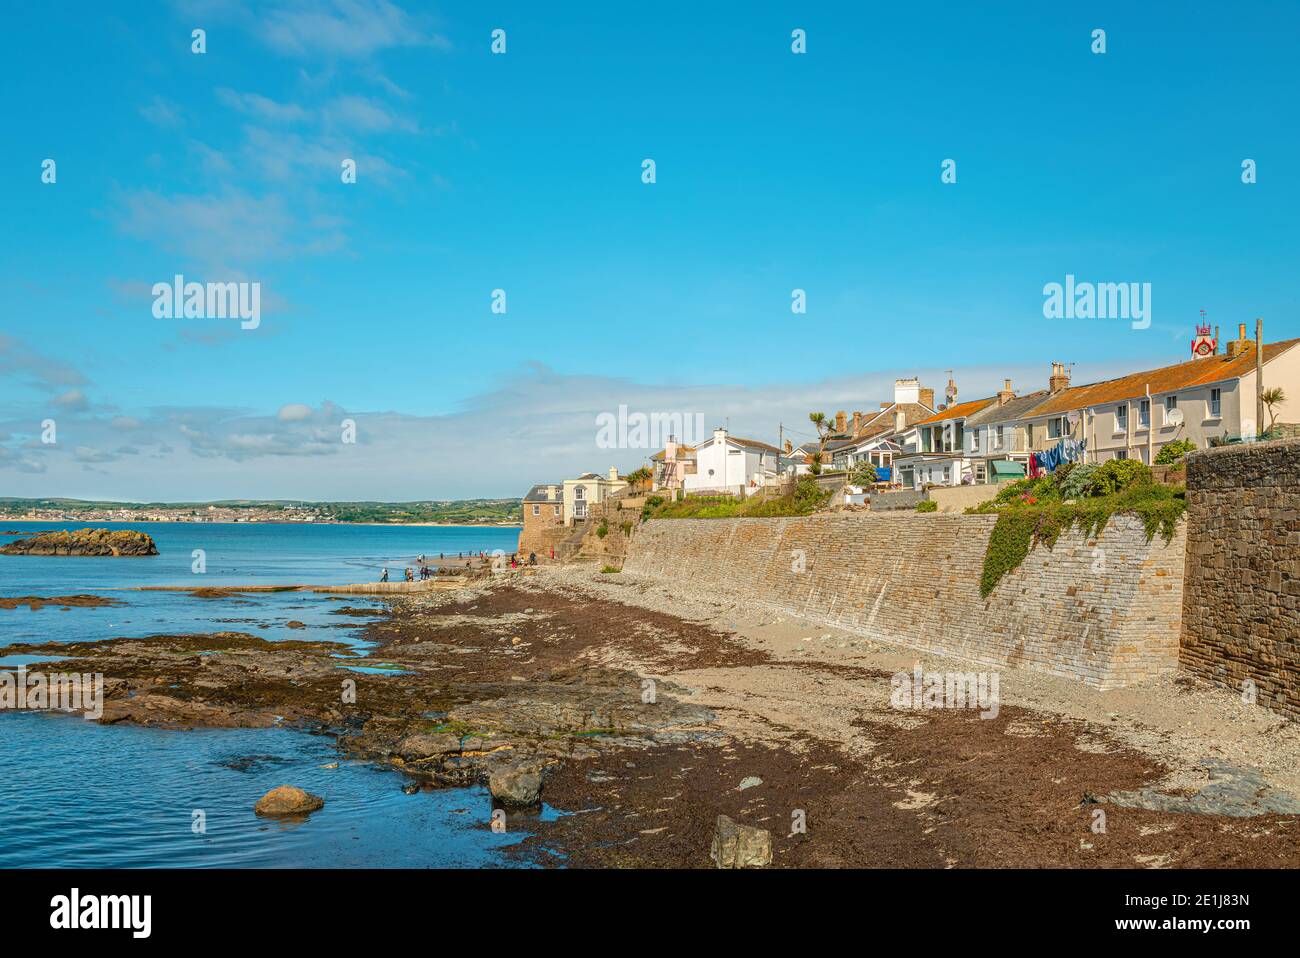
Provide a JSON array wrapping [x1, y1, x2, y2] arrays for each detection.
[[1167, 408, 1185, 426], [1067, 410, 1081, 426]]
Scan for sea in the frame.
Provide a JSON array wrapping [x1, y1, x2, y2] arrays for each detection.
[[0, 520, 563, 869]]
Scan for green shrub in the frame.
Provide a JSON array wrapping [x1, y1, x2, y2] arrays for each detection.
[[641, 479, 830, 521], [849, 463, 877, 486], [600, 565, 620, 574], [1155, 439, 1196, 465], [1084, 459, 1152, 497], [916, 499, 938, 512], [1055, 462, 1097, 500], [992, 476, 1055, 505], [595, 521, 608, 538]]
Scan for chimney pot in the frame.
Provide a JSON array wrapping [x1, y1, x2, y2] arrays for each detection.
[[1048, 362, 1071, 394]]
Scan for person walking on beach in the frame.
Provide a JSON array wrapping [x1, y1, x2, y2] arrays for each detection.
[[380, 568, 389, 583], [529, 551, 537, 566]]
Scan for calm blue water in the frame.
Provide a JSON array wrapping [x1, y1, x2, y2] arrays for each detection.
[[0, 520, 521, 648], [0, 521, 544, 869]]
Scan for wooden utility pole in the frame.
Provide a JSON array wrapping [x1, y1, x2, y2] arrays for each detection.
[[1256, 318, 1265, 439]]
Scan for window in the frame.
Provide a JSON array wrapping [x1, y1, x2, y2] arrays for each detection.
[[1163, 395, 1179, 426], [1210, 388, 1222, 418], [532, 505, 540, 516], [941, 466, 950, 483], [1139, 399, 1150, 428], [970, 428, 980, 453], [554, 505, 561, 516], [1116, 404, 1127, 429], [1115, 450, 1128, 460], [574, 486, 585, 500]]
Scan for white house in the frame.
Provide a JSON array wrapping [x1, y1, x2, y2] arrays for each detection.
[[683, 428, 783, 496]]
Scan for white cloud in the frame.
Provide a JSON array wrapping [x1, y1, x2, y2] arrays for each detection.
[[277, 403, 313, 421], [215, 87, 311, 123], [322, 94, 418, 133]]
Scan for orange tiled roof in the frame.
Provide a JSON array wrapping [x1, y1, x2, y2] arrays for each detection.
[[1028, 339, 1300, 416], [915, 396, 997, 426]]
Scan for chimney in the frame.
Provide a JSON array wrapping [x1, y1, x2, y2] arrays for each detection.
[[998, 378, 1015, 406], [783, 439, 793, 455], [1049, 362, 1071, 394], [944, 373, 958, 408], [852, 411, 863, 435], [609, 466, 619, 482], [665, 436, 677, 462], [1226, 323, 1255, 359], [835, 410, 847, 434], [893, 378, 921, 405], [918, 386, 935, 410], [895, 409, 906, 432], [546, 485, 556, 501], [1214, 325, 1220, 355]]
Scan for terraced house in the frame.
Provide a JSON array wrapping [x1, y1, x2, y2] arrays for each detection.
[[1020, 328, 1300, 465], [894, 395, 997, 488]]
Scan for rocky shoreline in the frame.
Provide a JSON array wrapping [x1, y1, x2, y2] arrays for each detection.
[[4, 566, 1300, 867]]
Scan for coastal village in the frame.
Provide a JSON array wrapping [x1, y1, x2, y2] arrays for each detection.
[[521, 321, 1299, 555], [7, 318, 1300, 873]]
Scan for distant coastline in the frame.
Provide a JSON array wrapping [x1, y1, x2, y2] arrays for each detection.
[[1, 518, 522, 529], [0, 496, 523, 527]]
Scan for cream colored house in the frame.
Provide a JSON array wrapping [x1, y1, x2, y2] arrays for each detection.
[[1019, 331, 1300, 464], [562, 467, 628, 524]]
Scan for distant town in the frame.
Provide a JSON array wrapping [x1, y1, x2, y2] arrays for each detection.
[[0, 498, 523, 526]]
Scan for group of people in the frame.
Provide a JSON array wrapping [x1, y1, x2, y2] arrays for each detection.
[[378, 548, 542, 583], [378, 565, 440, 582]]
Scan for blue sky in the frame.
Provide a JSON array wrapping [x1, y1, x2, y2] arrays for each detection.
[[2, 0, 1298, 499]]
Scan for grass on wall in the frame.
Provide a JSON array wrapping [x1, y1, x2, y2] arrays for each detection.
[[972, 464, 1185, 597], [644, 478, 831, 520]]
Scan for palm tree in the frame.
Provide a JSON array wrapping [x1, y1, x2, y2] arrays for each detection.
[[807, 412, 831, 474], [625, 466, 652, 491], [1262, 387, 1286, 429]]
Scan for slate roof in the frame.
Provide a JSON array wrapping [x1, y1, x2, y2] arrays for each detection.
[[522, 484, 562, 503], [965, 390, 1052, 426]]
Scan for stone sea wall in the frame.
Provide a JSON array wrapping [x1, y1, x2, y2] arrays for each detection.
[[1181, 438, 1300, 718], [623, 512, 1186, 689]]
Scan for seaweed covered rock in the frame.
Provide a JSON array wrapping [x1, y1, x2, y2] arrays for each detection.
[[0, 527, 159, 557]]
